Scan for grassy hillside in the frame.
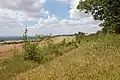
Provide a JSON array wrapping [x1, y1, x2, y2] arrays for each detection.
[[1, 34, 120, 80]]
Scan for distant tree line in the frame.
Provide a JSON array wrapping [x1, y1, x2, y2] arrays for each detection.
[[0, 40, 5, 42]]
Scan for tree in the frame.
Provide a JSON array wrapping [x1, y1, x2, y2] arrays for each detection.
[[77, 0, 120, 34]]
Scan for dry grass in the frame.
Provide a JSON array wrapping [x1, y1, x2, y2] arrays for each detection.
[[0, 44, 22, 59], [11, 34, 120, 80], [1, 34, 120, 80]]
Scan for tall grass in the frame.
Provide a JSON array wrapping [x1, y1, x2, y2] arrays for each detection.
[[0, 54, 38, 80], [12, 34, 120, 80]]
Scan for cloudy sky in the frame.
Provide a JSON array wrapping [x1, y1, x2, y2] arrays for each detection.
[[0, 0, 101, 36]]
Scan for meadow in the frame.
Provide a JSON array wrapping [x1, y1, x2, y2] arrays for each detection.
[[0, 34, 120, 80]]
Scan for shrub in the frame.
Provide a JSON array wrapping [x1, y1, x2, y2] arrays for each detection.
[[22, 26, 47, 63], [22, 27, 61, 64], [22, 26, 78, 64]]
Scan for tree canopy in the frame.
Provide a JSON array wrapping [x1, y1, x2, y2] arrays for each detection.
[[77, 0, 120, 34]]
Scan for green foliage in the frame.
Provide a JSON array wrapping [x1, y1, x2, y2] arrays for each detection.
[[22, 27, 48, 63], [77, 0, 120, 34], [22, 27, 77, 64], [22, 27, 38, 61], [1, 41, 24, 45]]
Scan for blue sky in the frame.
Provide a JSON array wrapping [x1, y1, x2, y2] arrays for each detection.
[[0, 0, 101, 36], [43, 0, 71, 19]]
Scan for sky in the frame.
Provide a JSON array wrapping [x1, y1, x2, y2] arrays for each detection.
[[0, 0, 101, 36]]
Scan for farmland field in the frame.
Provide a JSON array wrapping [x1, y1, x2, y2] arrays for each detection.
[[0, 36, 74, 59]]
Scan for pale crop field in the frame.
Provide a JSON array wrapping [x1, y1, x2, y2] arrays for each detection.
[[0, 36, 74, 59]]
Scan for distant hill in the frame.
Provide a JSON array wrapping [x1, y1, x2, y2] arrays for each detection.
[[0, 32, 86, 41], [0, 36, 35, 41], [0, 34, 74, 41], [52, 34, 74, 38]]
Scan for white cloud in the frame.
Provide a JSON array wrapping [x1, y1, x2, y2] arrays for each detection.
[[28, 15, 101, 36], [56, 0, 98, 21], [40, 0, 46, 3], [56, 0, 101, 29], [0, 0, 49, 36], [0, 9, 24, 28], [39, 15, 58, 26], [0, 0, 101, 36], [68, 0, 91, 20], [0, 27, 24, 36], [0, 14, 101, 36], [0, 0, 48, 20], [0, 0, 48, 29]]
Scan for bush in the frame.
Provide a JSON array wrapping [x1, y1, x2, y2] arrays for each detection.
[[22, 27, 78, 64], [22, 27, 48, 64], [22, 27, 63, 64], [23, 42, 39, 60]]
